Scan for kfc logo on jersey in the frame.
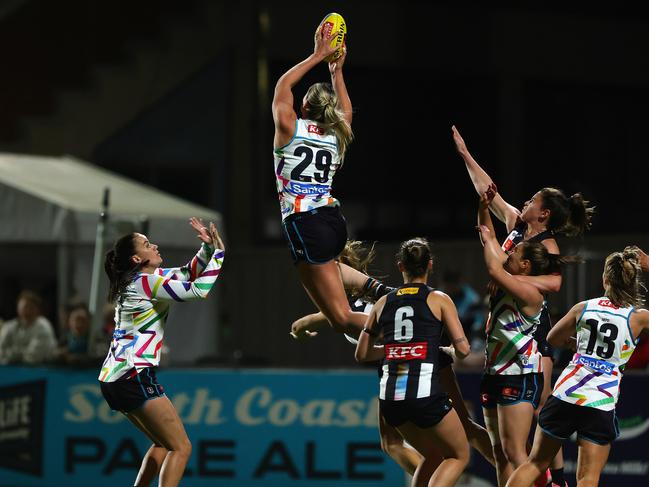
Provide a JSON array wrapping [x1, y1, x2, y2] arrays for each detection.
[[307, 124, 324, 135], [386, 342, 428, 361], [597, 299, 619, 310], [501, 229, 520, 252]]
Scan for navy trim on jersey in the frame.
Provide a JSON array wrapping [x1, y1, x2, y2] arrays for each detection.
[[585, 308, 632, 320], [627, 308, 638, 345], [576, 302, 589, 326], [292, 135, 338, 148], [274, 118, 299, 151]]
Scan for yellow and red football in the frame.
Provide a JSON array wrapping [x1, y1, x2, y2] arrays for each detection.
[[316, 12, 347, 63]]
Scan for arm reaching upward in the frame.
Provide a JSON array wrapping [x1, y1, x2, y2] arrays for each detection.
[[328, 47, 352, 125], [272, 26, 339, 147], [478, 224, 543, 316], [453, 125, 521, 231]]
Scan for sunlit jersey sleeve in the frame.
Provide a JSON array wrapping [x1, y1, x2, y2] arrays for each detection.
[[157, 242, 214, 281], [133, 247, 224, 302]]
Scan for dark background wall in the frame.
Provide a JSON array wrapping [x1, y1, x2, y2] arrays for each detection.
[[1, 0, 647, 366]]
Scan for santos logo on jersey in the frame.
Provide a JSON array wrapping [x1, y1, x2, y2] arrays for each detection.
[[385, 343, 428, 361], [574, 354, 615, 375], [286, 181, 330, 196]]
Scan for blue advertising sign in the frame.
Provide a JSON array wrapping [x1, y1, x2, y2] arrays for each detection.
[[1, 367, 646, 486], [0, 367, 404, 486]]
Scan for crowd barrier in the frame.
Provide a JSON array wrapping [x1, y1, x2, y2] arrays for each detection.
[[1, 366, 647, 486]]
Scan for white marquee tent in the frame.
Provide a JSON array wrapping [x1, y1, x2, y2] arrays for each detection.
[[0, 153, 224, 364]]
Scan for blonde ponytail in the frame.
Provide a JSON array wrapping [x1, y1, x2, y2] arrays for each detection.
[[304, 82, 354, 160], [604, 246, 646, 308]]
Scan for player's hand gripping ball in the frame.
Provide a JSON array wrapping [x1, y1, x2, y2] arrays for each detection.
[[316, 12, 346, 63]]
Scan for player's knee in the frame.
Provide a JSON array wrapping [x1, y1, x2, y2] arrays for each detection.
[[455, 441, 470, 466], [492, 442, 508, 467], [326, 307, 352, 332], [175, 437, 192, 459], [575, 473, 599, 487], [379, 434, 402, 457], [501, 439, 525, 466]]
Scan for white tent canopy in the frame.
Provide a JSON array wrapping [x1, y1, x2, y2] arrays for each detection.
[[0, 153, 224, 365], [0, 153, 221, 246]]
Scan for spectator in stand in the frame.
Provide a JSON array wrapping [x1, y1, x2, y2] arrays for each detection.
[[440, 271, 485, 338], [0, 290, 57, 365], [55, 301, 105, 365]]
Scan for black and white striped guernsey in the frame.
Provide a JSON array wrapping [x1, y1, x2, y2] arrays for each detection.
[[378, 283, 443, 401]]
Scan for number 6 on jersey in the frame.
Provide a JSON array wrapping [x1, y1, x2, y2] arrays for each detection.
[[394, 306, 414, 342]]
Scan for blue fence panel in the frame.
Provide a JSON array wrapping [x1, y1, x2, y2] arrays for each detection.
[[1, 367, 647, 486]]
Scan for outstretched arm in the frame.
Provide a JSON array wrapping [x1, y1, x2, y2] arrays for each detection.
[[159, 218, 223, 281], [272, 26, 339, 146], [290, 312, 329, 339], [328, 47, 352, 125], [136, 224, 225, 302], [453, 125, 520, 231]]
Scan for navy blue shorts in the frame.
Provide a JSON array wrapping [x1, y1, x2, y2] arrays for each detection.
[[282, 206, 347, 264], [99, 367, 165, 414], [380, 392, 453, 429], [539, 395, 619, 445], [480, 373, 542, 409]]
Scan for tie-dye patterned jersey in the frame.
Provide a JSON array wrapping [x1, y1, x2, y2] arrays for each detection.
[[273, 118, 341, 219], [552, 297, 637, 411], [485, 291, 542, 375], [98, 243, 224, 382]]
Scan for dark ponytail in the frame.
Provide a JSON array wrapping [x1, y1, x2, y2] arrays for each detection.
[[104, 233, 148, 303], [539, 187, 595, 237], [396, 238, 432, 278], [519, 241, 581, 275]]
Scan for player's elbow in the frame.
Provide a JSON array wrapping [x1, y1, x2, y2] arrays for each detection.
[[456, 342, 471, 359], [354, 348, 366, 363]]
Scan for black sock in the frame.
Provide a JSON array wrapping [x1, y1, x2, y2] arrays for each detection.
[[550, 468, 565, 485], [363, 277, 395, 300]]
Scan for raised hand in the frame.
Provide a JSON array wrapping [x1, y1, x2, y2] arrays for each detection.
[[328, 45, 347, 74], [314, 22, 339, 61], [189, 217, 213, 244], [451, 125, 469, 155], [480, 182, 498, 208], [208, 222, 225, 251], [290, 320, 319, 340], [478, 224, 494, 242]]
